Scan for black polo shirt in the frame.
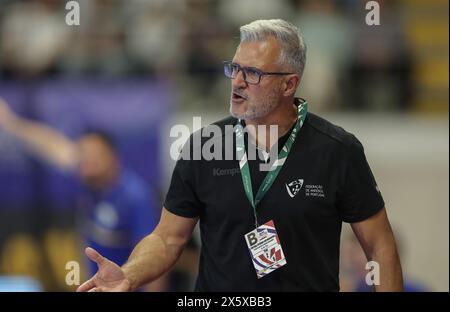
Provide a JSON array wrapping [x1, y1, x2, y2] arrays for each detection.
[[164, 106, 385, 291]]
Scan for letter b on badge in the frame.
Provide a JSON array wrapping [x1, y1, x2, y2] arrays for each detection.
[[246, 232, 258, 247]]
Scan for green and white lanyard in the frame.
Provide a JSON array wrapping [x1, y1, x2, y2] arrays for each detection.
[[235, 101, 308, 228]]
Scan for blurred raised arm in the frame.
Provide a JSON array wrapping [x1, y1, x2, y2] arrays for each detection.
[[0, 97, 78, 171]]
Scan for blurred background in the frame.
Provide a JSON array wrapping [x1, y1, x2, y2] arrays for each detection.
[[0, 0, 448, 291]]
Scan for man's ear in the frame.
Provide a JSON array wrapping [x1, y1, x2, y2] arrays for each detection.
[[283, 75, 300, 97]]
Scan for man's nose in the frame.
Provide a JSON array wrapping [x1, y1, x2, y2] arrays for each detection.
[[232, 69, 247, 88]]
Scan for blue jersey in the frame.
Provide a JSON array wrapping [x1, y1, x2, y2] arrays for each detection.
[[78, 169, 159, 276]]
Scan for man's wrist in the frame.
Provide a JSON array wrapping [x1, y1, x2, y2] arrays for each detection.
[[121, 264, 138, 292]]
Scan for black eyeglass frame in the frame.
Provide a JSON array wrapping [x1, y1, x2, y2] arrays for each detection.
[[223, 61, 295, 85]]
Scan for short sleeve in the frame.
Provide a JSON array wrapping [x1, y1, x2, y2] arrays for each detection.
[[164, 157, 203, 218], [337, 136, 385, 223]]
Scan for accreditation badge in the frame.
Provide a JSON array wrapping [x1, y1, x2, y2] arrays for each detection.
[[244, 220, 287, 279]]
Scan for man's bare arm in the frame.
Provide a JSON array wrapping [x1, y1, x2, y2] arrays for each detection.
[[78, 208, 198, 292], [351, 208, 403, 291], [122, 208, 198, 291], [0, 98, 78, 171]]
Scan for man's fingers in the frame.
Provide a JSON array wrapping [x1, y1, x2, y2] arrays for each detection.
[[77, 278, 96, 292], [85, 247, 107, 267]]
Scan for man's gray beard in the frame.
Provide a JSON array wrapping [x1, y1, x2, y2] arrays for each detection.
[[230, 92, 279, 120]]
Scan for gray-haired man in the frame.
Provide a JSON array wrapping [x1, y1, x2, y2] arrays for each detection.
[[77, 19, 403, 292]]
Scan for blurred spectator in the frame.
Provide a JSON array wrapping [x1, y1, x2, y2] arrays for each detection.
[[184, 0, 230, 86], [295, 0, 354, 111], [123, 0, 186, 76], [218, 0, 294, 28], [0, 0, 71, 78], [343, 0, 414, 111], [0, 98, 164, 290], [59, 0, 129, 76], [175, 0, 234, 109]]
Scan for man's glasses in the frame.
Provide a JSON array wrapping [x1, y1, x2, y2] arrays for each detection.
[[223, 61, 294, 85]]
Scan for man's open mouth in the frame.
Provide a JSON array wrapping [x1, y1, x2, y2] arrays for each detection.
[[232, 92, 247, 101]]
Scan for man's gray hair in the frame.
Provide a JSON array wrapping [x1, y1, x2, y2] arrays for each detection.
[[239, 19, 306, 77]]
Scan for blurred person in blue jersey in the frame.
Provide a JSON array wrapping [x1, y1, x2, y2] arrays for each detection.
[[0, 98, 163, 289]]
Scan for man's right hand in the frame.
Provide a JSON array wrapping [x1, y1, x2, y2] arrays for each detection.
[[77, 247, 131, 292]]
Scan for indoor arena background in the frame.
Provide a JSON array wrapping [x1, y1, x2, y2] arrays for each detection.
[[0, 0, 448, 291]]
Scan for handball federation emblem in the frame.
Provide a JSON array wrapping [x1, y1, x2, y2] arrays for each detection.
[[285, 179, 304, 198]]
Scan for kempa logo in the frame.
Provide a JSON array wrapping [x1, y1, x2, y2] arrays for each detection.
[[213, 168, 240, 177], [285, 179, 304, 198]]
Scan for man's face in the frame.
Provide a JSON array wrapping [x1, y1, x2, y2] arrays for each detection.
[[229, 37, 285, 120], [77, 135, 118, 190]]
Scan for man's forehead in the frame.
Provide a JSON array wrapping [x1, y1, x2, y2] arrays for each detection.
[[232, 37, 281, 69]]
